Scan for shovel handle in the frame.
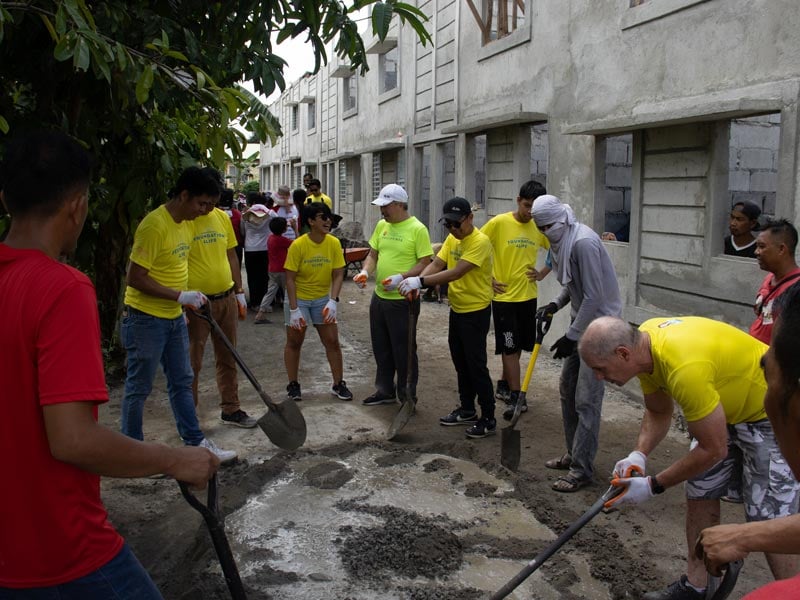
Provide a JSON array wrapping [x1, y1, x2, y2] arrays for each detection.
[[706, 560, 743, 600], [178, 475, 248, 600]]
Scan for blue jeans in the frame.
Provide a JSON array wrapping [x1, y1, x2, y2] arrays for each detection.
[[121, 307, 204, 445], [560, 349, 605, 481], [0, 543, 163, 600]]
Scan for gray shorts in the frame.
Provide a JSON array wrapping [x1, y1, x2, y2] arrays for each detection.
[[686, 420, 800, 522]]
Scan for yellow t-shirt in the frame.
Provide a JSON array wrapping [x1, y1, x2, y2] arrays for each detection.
[[481, 212, 549, 302], [369, 217, 433, 300], [188, 208, 236, 295], [124, 205, 190, 319], [306, 193, 333, 210], [283, 233, 346, 300], [638, 317, 768, 424], [438, 228, 493, 314]]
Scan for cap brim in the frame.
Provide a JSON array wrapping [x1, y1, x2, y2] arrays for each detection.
[[372, 198, 393, 206], [440, 212, 465, 222]]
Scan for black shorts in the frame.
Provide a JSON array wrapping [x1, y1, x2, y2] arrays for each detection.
[[492, 298, 537, 355]]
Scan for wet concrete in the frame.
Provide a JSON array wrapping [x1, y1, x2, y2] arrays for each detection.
[[223, 448, 613, 599]]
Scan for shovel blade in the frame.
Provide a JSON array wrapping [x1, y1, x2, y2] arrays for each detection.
[[500, 427, 521, 471], [386, 400, 415, 440], [257, 398, 307, 451]]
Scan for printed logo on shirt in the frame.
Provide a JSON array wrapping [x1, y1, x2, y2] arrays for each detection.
[[506, 237, 536, 249], [657, 318, 683, 328], [171, 242, 190, 259]]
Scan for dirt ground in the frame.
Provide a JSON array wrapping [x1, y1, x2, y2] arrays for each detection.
[[99, 280, 774, 599]]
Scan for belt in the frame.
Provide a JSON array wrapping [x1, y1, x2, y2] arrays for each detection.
[[206, 286, 235, 301]]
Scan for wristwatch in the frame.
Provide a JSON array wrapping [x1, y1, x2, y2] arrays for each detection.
[[650, 475, 665, 495]]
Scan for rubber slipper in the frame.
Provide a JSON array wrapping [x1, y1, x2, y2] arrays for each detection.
[[551, 475, 591, 493], [544, 453, 572, 470]]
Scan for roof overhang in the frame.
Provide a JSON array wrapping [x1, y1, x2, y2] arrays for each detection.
[[365, 36, 398, 55], [441, 110, 548, 135]]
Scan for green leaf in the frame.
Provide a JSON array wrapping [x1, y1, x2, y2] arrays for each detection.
[[75, 0, 96, 29], [63, 0, 88, 29], [371, 2, 392, 41], [163, 49, 188, 62], [0, 115, 9, 134], [135, 66, 154, 104], [54, 35, 75, 62], [74, 37, 90, 71], [196, 69, 206, 90], [39, 14, 58, 41], [55, 6, 67, 35], [89, 43, 112, 82]]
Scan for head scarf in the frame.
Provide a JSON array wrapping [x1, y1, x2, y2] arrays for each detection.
[[532, 195, 595, 284]]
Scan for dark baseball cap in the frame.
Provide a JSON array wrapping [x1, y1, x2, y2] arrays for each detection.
[[441, 197, 472, 221]]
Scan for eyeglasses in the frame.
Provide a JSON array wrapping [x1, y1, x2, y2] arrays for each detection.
[[315, 213, 332, 221], [443, 218, 465, 230]]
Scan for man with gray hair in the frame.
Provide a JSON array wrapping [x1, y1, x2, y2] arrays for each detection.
[[532, 194, 622, 492], [579, 315, 799, 600]]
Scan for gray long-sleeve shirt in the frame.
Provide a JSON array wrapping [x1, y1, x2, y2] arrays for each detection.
[[553, 236, 622, 340]]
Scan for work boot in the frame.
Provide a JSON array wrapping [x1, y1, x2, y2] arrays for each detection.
[[502, 391, 526, 421], [198, 438, 237, 464], [287, 380, 302, 401], [465, 417, 497, 439], [642, 576, 705, 600], [495, 379, 511, 403], [221, 410, 257, 428]]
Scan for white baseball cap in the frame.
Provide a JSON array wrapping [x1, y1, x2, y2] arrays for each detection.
[[372, 183, 408, 206]]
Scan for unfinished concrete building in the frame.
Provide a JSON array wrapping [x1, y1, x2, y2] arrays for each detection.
[[259, 0, 798, 329]]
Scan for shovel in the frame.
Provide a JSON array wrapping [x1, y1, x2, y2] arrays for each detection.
[[387, 297, 420, 440], [179, 474, 247, 600], [191, 305, 306, 451], [500, 311, 552, 470]]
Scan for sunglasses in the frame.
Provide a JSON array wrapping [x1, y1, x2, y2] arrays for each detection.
[[443, 217, 465, 229], [314, 213, 332, 221]]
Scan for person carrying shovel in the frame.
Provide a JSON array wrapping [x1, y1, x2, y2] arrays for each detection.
[[0, 131, 219, 598], [353, 183, 433, 408]]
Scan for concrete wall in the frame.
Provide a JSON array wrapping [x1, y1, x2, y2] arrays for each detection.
[[260, 0, 800, 329]]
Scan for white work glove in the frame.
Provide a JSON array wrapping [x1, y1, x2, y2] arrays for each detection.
[[604, 476, 654, 509], [613, 450, 647, 478], [398, 276, 422, 299], [353, 269, 369, 288], [322, 299, 338, 324], [289, 308, 306, 330], [235, 293, 247, 310], [381, 274, 404, 292], [178, 291, 208, 310]]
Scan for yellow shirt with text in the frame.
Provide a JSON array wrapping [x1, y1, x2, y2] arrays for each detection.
[[124, 205, 190, 319], [284, 233, 346, 300], [438, 228, 493, 314], [638, 317, 768, 424], [188, 208, 237, 295]]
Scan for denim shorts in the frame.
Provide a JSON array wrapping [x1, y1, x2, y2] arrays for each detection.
[[686, 420, 800, 522], [284, 295, 330, 326]]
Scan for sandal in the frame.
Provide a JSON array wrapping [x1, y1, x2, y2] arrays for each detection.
[[544, 453, 572, 470], [551, 475, 591, 493]]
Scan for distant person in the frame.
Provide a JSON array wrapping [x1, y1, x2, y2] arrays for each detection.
[[186, 169, 256, 429], [306, 178, 333, 210], [580, 315, 799, 600], [354, 184, 433, 407], [750, 219, 800, 344], [303, 172, 314, 191], [293, 188, 310, 236], [274, 185, 300, 240], [0, 131, 219, 598], [724, 201, 761, 258], [697, 282, 800, 599], [218, 188, 244, 266], [481, 180, 550, 419], [283, 202, 352, 402], [532, 194, 622, 492], [399, 197, 496, 439], [121, 167, 236, 463], [255, 216, 293, 325], [240, 202, 272, 309]]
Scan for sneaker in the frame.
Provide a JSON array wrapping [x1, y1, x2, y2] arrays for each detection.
[[362, 391, 397, 406], [642, 576, 705, 600], [465, 417, 497, 439], [198, 438, 238, 464], [221, 410, 258, 428], [287, 380, 302, 401], [495, 380, 512, 404], [331, 380, 353, 401], [502, 391, 527, 421], [439, 407, 478, 426]]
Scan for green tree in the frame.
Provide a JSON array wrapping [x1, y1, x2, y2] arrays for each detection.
[[0, 0, 430, 348]]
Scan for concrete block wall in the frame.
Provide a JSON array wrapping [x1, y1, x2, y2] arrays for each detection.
[[728, 115, 781, 216]]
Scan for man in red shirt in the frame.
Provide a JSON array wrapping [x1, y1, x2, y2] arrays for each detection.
[[0, 131, 218, 598], [750, 219, 800, 344]]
